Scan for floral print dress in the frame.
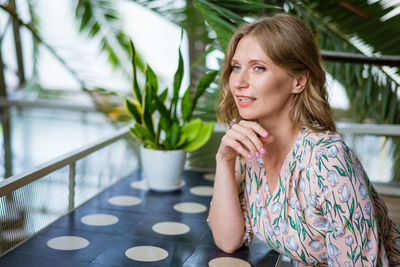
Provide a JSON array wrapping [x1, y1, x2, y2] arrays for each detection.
[[239, 127, 400, 266]]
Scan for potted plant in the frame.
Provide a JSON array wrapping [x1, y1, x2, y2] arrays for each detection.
[[125, 40, 217, 192]]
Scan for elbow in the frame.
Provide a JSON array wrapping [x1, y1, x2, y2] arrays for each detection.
[[214, 238, 242, 254]]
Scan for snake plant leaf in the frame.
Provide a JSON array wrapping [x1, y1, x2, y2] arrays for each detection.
[[155, 95, 172, 127], [171, 123, 180, 148], [180, 121, 214, 152], [145, 64, 159, 96], [172, 47, 184, 119], [190, 70, 218, 115], [145, 64, 159, 114], [173, 46, 184, 100], [176, 118, 202, 148], [181, 118, 202, 143], [164, 122, 180, 149], [130, 123, 154, 142], [129, 127, 143, 141], [125, 98, 142, 124], [181, 86, 191, 122], [130, 127, 156, 149], [175, 132, 188, 148], [159, 87, 169, 103], [142, 89, 155, 137], [143, 140, 158, 150], [129, 40, 142, 103], [159, 116, 171, 133], [140, 64, 159, 135]]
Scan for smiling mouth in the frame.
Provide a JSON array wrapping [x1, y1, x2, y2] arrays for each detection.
[[237, 96, 256, 102]]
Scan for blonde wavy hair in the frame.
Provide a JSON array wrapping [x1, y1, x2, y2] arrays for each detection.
[[217, 13, 336, 132]]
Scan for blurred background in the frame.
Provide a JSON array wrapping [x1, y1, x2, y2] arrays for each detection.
[[1, 0, 400, 256], [0, 0, 399, 181]]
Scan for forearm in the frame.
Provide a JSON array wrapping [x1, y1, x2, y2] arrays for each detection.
[[208, 155, 245, 253]]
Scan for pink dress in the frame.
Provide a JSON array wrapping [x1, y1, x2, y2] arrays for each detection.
[[239, 127, 400, 266]]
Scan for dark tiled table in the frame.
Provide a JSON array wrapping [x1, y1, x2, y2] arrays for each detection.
[[0, 170, 279, 266]]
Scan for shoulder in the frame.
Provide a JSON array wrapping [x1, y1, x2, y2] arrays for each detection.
[[302, 129, 371, 202], [299, 128, 343, 148], [298, 128, 352, 164], [298, 129, 363, 193]]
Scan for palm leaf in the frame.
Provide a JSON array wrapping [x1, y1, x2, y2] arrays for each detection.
[[0, 3, 86, 89], [74, 0, 145, 78], [194, 0, 277, 51], [194, 0, 400, 124], [290, 2, 400, 124]]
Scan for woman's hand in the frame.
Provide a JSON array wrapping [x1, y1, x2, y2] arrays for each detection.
[[216, 120, 273, 164]]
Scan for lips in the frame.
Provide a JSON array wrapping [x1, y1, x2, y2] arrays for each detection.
[[237, 96, 256, 102], [235, 95, 256, 107], [236, 95, 256, 101]]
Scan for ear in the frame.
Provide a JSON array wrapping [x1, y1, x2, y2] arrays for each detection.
[[292, 71, 309, 94]]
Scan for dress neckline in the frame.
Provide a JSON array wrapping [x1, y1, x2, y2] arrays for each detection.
[[266, 126, 309, 197]]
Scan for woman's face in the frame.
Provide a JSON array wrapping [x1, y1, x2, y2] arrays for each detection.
[[229, 35, 297, 123]]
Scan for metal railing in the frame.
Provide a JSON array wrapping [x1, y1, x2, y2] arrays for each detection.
[[336, 122, 400, 197], [0, 126, 139, 255], [0, 126, 130, 197], [337, 122, 400, 136], [0, 96, 97, 112], [321, 50, 400, 67]]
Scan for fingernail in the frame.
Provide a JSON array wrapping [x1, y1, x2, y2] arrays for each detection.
[[261, 148, 266, 154], [247, 153, 252, 159], [262, 131, 268, 137], [256, 152, 260, 158]]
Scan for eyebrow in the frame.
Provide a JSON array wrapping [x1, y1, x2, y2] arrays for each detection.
[[230, 59, 268, 65]]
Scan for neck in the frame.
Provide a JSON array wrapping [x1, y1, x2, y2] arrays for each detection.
[[258, 116, 300, 163]]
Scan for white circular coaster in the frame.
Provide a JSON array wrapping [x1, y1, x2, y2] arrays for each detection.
[[189, 186, 213, 197], [47, 236, 89, 251], [152, 222, 190, 235], [125, 246, 168, 262], [80, 214, 119, 226], [130, 180, 149, 190], [209, 257, 251, 267], [108, 195, 141, 206], [173, 202, 207, 214], [203, 173, 215, 181]]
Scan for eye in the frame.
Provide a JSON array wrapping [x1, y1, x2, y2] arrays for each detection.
[[254, 66, 265, 72], [231, 65, 241, 72]]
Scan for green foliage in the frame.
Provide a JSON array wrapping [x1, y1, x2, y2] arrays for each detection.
[[194, 0, 400, 125], [74, 0, 145, 77], [125, 39, 217, 151], [195, 0, 277, 52], [290, 1, 400, 124]]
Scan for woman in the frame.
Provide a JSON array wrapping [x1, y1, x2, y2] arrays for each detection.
[[208, 13, 400, 266]]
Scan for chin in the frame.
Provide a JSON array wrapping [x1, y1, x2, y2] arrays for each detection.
[[238, 111, 258, 121]]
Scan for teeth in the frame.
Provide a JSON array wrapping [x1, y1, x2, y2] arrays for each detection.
[[238, 97, 255, 102]]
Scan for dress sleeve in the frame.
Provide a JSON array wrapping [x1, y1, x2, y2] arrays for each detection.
[[238, 156, 253, 245], [314, 140, 385, 266]]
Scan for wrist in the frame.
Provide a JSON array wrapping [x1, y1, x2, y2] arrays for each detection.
[[215, 152, 236, 166]]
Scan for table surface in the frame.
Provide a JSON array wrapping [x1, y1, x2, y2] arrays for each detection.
[[0, 170, 279, 266]]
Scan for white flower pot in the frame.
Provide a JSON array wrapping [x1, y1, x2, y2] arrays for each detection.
[[140, 146, 186, 192]]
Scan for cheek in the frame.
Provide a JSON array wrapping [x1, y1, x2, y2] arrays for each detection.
[[228, 75, 235, 90], [257, 77, 292, 97]]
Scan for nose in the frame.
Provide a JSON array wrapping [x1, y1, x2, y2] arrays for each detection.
[[232, 69, 249, 89]]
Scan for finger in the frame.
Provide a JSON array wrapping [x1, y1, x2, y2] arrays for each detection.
[[238, 120, 268, 138], [222, 135, 252, 159], [227, 126, 259, 157], [231, 124, 264, 156]]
